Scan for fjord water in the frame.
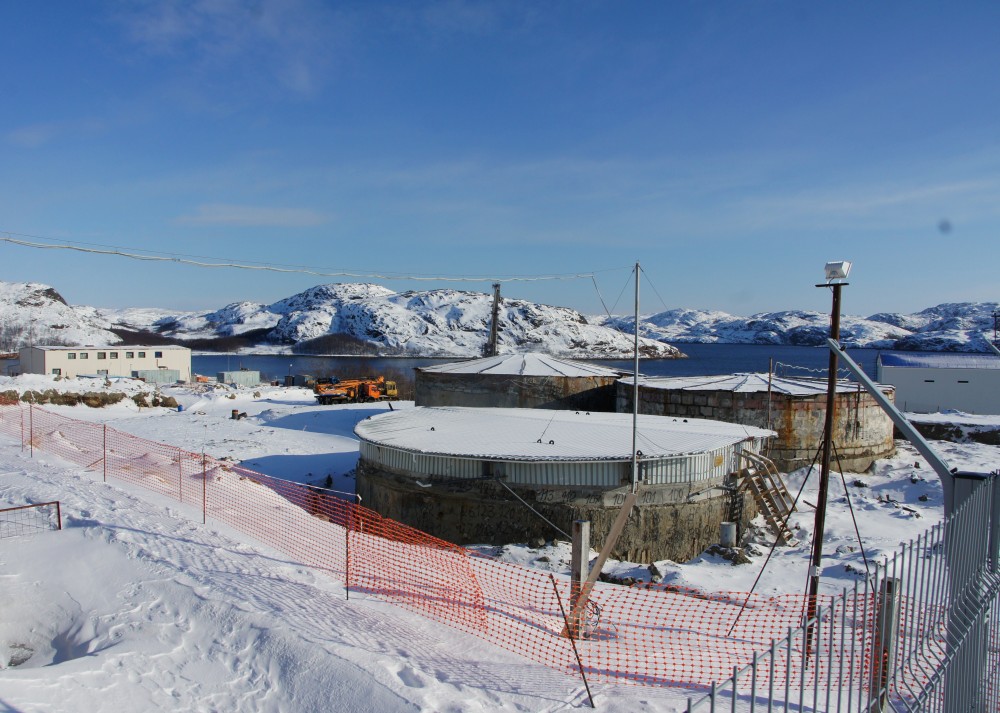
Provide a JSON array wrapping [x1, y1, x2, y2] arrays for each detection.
[[192, 343, 881, 384]]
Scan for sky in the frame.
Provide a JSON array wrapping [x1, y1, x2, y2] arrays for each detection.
[[2, 1, 999, 318]]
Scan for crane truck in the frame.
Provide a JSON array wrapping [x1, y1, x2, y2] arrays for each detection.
[[314, 376, 398, 405]]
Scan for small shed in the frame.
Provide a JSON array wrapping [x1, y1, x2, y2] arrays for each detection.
[[415, 352, 628, 411], [876, 352, 1000, 415], [217, 370, 261, 387], [617, 373, 895, 473], [355, 406, 774, 562], [133, 369, 180, 384]]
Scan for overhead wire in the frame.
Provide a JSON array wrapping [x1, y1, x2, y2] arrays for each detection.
[[0, 232, 606, 284], [639, 265, 671, 313]]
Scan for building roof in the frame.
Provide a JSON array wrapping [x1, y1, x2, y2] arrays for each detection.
[[622, 372, 889, 395], [416, 352, 627, 378], [878, 352, 1000, 370], [24, 345, 191, 351], [355, 406, 774, 462]]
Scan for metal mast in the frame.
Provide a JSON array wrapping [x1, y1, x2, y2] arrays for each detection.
[[632, 262, 640, 493]]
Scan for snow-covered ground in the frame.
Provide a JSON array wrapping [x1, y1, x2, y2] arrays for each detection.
[[1, 377, 997, 711]]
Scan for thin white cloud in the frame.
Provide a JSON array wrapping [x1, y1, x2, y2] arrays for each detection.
[[113, 0, 343, 96], [175, 204, 330, 227], [6, 118, 107, 149]]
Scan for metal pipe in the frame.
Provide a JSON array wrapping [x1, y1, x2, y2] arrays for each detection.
[[825, 338, 956, 513]]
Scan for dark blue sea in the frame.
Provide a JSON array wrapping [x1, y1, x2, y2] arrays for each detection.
[[192, 343, 879, 385]]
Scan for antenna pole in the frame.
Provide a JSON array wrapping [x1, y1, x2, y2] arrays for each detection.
[[806, 280, 845, 657], [632, 262, 640, 493]]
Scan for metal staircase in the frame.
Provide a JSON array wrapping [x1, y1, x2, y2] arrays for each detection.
[[739, 451, 797, 546]]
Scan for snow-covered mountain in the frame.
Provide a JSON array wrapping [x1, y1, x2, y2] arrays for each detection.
[[0, 281, 680, 358], [601, 302, 1000, 352], [0, 282, 122, 349], [1, 279, 995, 355]]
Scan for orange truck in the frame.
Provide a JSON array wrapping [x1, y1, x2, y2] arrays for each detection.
[[314, 376, 398, 405]]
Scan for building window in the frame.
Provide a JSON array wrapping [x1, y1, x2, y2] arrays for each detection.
[[79, 352, 89, 359], [110, 352, 118, 359], [97, 352, 107, 359], [51, 368, 61, 376], [958, 380, 969, 384], [67, 353, 76, 360], [138, 351, 146, 358], [155, 351, 163, 358], [125, 351, 134, 359], [923, 379, 935, 383], [97, 369, 108, 376]]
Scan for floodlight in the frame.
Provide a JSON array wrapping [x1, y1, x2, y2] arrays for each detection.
[[823, 261, 851, 282]]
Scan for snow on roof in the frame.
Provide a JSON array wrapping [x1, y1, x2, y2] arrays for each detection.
[[355, 407, 774, 462], [878, 352, 1000, 369], [622, 372, 888, 395], [416, 352, 627, 377], [26, 344, 191, 351]]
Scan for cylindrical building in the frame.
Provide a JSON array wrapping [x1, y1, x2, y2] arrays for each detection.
[[617, 373, 895, 472], [414, 353, 627, 411], [355, 406, 775, 563]]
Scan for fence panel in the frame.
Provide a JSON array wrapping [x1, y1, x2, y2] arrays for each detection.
[[0, 501, 62, 539]]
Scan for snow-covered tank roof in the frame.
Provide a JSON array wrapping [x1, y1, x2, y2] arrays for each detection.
[[878, 352, 1000, 369], [355, 406, 773, 462], [416, 352, 626, 378], [622, 372, 891, 395]]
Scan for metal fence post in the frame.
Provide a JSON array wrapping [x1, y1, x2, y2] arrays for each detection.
[[29, 402, 33, 458], [103, 424, 107, 482], [869, 577, 900, 712], [568, 519, 590, 639]]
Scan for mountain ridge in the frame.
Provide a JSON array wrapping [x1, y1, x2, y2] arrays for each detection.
[[1, 280, 996, 356]]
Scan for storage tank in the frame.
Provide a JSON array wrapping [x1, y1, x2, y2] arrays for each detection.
[[415, 352, 627, 411], [355, 406, 775, 562], [617, 373, 895, 472]]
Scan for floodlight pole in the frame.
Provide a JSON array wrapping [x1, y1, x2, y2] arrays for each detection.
[[805, 279, 845, 656]]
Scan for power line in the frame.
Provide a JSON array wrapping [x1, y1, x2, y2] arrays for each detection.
[[1, 232, 621, 285]]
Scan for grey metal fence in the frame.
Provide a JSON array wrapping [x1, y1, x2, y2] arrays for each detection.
[[686, 474, 1000, 712], [0, 500, 62, 539]]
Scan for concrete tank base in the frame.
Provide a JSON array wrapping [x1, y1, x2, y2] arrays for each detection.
[[357, 461, 759, 563]]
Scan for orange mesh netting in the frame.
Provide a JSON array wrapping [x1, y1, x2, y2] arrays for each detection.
[[0, 403, 962, 695]]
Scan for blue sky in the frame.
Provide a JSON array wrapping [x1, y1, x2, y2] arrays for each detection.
[[2, 1, 998, 318]]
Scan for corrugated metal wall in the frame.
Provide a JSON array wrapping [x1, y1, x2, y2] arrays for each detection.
[[359, 437, 767, 488]]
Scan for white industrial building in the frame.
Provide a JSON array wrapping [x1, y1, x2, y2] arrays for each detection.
[[18, 345, 192, 383], [876, 351, 1000, 414]]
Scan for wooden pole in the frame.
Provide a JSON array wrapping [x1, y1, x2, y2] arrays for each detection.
[[568, 520, 591, 638], [807, 281, 844, 658]]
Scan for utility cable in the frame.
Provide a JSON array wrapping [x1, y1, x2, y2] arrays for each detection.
[[494, 477, 571, 540], [832, 440, 875, 594], [727, 444, 823, 636], [0, 233, 595, 284], [591, 275, 614, 319], [607, 270, 634, 315], [639, 265, 671, 313]]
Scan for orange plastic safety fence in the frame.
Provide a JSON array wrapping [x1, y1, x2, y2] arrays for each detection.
[[0, 403, 955, 693]]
